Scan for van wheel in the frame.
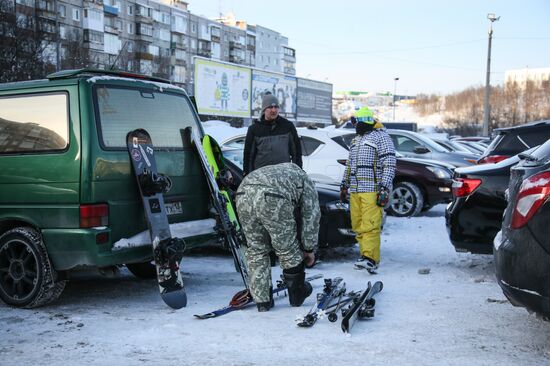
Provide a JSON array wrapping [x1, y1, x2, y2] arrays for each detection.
[[0, 227, 66, 308], [126, 261, 157, 279], [388, 182, 424, 217]]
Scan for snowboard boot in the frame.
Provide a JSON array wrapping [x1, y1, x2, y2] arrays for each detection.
[[283, 263, 313, 307], [256, 286, 274, 312]]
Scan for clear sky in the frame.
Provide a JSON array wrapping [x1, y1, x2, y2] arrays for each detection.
[[187, 0, 550, 96]]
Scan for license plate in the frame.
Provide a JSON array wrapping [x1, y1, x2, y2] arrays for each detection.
[[165, 201, 183, 215]]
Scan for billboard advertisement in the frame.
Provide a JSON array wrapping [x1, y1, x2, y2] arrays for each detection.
[[251, 70, 297, 120], [194, 58, 251, 117], [296, 78, 333, 125]]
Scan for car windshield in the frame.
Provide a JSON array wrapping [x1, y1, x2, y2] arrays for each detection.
[[94, 85, 198, 149]]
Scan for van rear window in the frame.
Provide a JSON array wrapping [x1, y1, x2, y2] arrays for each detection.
[[94, 85, 197, 149], [0, 93, 68, 154]]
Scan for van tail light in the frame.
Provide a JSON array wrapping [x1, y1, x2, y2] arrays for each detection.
[[510, 172, 550, 229], [452, 178, 482, 197], [477, 155, 509, 164], [80, 204, 109, 228], [337, 159, 347, 166]]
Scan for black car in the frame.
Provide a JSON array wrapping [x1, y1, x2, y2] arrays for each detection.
[[222, 155, 355, 248], [390, 156, 453, 217], [444, 149, 536, 254], [478, 120, 550, 164], [494, 139, 550, 319]]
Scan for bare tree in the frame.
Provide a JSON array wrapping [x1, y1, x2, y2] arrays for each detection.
[[0, 0, 55, 82], [60, 28, 90, 69]]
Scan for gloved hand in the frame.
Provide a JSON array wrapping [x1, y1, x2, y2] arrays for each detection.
[[303, 251, 316, 268], [340, 187, 348, 203], [376, 186, 390, 207]]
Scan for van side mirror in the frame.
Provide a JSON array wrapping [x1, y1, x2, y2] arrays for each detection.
[[414, 146, 430, 154]]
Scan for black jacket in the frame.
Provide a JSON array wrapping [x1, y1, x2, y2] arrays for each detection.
[[243, 115, 302, 175]]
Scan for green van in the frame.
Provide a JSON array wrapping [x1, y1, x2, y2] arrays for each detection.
[[0, 69, 216, 308]]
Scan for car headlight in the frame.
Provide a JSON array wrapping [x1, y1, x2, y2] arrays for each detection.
[[426, 166, 452, 179], [325, 201, 349, 211]]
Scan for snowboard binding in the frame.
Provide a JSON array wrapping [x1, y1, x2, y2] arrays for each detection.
[[138, 169, 172, 196], [153, 237, 186, 264]]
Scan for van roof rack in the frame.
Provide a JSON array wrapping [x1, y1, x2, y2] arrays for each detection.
[[46, 68, 171, 84]]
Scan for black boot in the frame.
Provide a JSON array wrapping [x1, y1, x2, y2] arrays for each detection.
[[283, 263, 312, 307], [256, 286, 274, 312]]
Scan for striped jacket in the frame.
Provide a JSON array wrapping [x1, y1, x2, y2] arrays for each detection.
[[341, 128, 396, 193]]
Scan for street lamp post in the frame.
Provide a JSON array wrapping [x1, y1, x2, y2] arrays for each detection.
[[482, 13, 500, 137], [393, 77, 399, 122]]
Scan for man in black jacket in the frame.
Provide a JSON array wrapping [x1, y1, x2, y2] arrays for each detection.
[[243, 94, 302, 175]]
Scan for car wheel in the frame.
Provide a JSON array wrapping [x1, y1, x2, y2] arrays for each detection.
[[388, 182, 424, 217], [126, 261, 157, 279], [0, 227, 66, 308]]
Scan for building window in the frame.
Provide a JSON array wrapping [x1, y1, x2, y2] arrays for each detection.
[[58, 4, 66, 18], [127, 5, 133, 15], [191, 23, 197, 33], [59, 24, 66, 39], [72, 9, 80, 21], [127, 22, 134, 34]]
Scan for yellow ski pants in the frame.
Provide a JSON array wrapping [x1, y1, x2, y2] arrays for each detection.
[[350, 192, 383, 263]]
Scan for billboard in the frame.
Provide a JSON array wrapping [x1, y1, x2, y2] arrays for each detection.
[[194, 58, 251, 117], [251, 70, 297, 120], [296, 78, 333, 125]]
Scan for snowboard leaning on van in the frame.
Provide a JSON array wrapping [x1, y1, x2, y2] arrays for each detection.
[[127, 128, 187, 309]]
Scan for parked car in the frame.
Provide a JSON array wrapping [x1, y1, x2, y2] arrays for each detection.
[[390, 155, 454, 217], [493, 139, 550, 319], [0, 69, 217, 308], [445, 147, 537, 254], [451, 136, 492, 146], [477, 120, 550, 164], [217, 127, 351, 183], [387, 129, 479, 167], [433, 139, 478, 154]]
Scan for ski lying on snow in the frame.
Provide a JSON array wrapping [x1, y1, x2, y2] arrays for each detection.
[[341, 280, 383, 333], [194, 274, 323, 319], [296, 277, 346, 327]]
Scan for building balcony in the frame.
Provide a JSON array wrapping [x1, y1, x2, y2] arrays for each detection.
[[135, 52, 154, 61], [170, 57, 187, 67], [211, 35, 220, 42], [229, 41, 245, 50], [136, 15, 154, 24], [103, 4, 119, 16], [197, 49, 211, 58], [170, 41, 187, 50], [229, 55, 245, 64], [36, 9, 56, 20], [247, 44, 255, 52], [104, 25, 120, 34], [134, 33, 153, 42], [284, 67, 296, 75]]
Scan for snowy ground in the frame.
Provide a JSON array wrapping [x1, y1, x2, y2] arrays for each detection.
[[1, 205, 549, 366]]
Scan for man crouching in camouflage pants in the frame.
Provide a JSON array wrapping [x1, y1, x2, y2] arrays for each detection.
[[236, 163, 321, 312]]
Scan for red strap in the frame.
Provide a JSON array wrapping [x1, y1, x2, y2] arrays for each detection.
[[229, 289, 252, 307]]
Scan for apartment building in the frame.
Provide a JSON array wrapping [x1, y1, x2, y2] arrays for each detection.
[[2, 0, 296, 93]]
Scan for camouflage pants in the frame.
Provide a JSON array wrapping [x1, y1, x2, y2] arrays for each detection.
[[236, 187, 304, 303]]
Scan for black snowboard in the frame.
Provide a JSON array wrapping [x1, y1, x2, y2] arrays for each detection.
[[127, 129, 187, 309]]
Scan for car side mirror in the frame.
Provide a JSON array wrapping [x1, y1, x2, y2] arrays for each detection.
[[414, 146, 430, 154]]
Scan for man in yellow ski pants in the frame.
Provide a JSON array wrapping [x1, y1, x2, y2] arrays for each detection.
[[340, 107, 396, 272]]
